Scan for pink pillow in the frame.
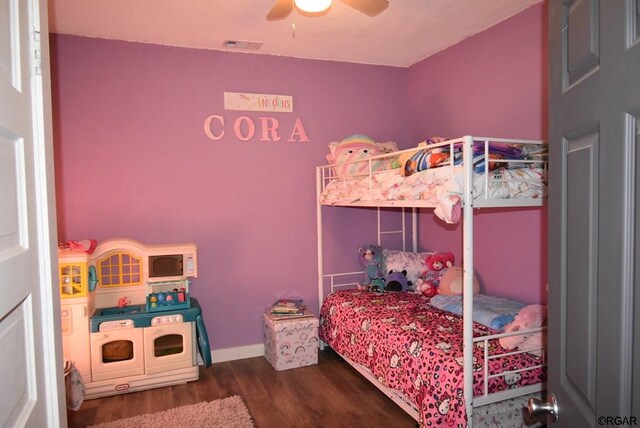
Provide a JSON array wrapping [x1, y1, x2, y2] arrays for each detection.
[[327, 135, 397, 177]]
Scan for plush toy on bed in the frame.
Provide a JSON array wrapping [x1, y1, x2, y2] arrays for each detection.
[[499, 304, 547, 357], [327, 135, 398, 177], [385, 270, 412, 292], [438, 265, 480, 295], [415, 276, 438, 297], [423, 252, 454, 286], [414, 252, 454, 297], [368, 277, 386, 293], [358, 244, 384, 290]]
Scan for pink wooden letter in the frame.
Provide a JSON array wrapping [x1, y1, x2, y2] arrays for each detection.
[[234, 116, 255, 141], [260, 116, 282, 142], [203, 115, 224, 140], [288, 118, 310, 142]]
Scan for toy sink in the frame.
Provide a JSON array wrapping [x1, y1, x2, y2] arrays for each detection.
[[94, 304, 145, 317]]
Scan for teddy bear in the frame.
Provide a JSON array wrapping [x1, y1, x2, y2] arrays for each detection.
[[422, 252, 454, 286], [358, 244, 384, 289], [385, 270, 412, 292], [499, 304, 547, 357]]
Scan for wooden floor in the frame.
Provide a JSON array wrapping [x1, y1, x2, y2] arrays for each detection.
[[67, 348, 417, 428]]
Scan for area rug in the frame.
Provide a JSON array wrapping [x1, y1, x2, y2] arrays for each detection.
[[88, 395, 255, 428]]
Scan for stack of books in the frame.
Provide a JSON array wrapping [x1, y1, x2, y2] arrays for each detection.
[[269, 298, 312, 319]]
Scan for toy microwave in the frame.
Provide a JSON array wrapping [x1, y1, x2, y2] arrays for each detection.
[[147, 244, 198, 281]]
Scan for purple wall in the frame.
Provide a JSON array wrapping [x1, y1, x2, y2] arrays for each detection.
[[50, 2, 548, 352], [408, 2, 548, 303], [50, 36, 411, 349]]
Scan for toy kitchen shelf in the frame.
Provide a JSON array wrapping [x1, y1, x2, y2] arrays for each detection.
[[145, 279, 191, 312]]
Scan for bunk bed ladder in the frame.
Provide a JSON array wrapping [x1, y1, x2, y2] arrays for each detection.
[[376, 207, 418, 252], [316, 165, 419, 334]]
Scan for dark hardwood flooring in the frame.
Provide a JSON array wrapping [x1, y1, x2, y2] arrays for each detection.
[[66, 348, 417, 428]]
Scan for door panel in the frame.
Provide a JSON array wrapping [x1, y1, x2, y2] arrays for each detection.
[[563, 131, 598, 414], [635, 0, 640, 42], [0, 298, 36, 426], [0, 0, 62, 426], [0, 132, 26, 257], [549, 0, 640, 425], [566, 0, 599, 87]]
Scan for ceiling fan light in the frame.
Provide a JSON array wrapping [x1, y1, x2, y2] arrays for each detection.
[[295, 0, 332, 13]]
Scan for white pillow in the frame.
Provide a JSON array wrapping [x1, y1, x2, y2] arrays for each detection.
[[381, 249, 434, 287]]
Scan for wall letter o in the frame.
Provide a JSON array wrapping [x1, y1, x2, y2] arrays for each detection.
[[234, 116, 255, 141]]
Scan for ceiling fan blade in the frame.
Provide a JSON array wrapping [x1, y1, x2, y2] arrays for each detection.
[[267, 0, 294, 20], [340, 0, 389, 16]]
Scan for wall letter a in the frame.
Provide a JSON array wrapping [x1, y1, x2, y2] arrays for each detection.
[[288, 118, 309, 142]]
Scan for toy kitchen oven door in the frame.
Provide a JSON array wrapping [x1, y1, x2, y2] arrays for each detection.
[[63, 238, 211, 399]]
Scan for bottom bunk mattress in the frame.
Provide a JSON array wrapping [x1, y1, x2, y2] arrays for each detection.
[[319, 290, 546, 426]]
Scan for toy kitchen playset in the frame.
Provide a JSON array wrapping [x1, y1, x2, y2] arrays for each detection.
[[59, 238, 211, 399]]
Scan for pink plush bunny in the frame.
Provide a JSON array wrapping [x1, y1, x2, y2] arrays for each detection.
[[499, 304, 547, 357]]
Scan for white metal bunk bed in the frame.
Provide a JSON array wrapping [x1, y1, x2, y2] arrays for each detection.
[[315, 135, 548, 427]]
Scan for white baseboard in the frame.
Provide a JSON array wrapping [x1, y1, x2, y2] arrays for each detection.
[[210, 343, 264, 363]]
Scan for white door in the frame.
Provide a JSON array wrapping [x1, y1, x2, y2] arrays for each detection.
[[0, 0, 64, 426], [547, 0, 640, 425]]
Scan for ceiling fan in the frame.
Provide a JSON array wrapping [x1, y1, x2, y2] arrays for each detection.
[[267, 0, 389, 20]]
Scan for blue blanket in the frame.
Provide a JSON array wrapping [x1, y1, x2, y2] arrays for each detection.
[[430, 294, 525, 332]]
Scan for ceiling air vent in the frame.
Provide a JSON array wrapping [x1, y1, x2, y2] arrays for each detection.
[[222, 40, 263, 50]]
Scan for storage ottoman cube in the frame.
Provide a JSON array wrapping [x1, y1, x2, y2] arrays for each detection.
[[263, 311, 319, 371]]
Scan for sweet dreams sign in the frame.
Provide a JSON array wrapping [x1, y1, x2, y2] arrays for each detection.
[[203, 92, 310, 142]]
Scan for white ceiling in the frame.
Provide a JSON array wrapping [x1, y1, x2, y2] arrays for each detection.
[[47, 0, 542, 67]]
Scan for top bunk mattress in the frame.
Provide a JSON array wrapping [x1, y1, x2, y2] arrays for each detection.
[[317, 136, 547, 223]]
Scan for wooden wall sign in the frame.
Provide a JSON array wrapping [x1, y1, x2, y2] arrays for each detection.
[[224, 92, 293, 113]]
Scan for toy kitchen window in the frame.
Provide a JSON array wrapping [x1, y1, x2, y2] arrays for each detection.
[[97, 252, 142, 287]]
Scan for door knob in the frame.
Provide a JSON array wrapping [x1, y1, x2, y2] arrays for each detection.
[[528, 393, 558, 422]]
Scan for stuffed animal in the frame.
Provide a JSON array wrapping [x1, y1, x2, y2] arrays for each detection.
[[499, 305, 547, 357], [368, 277, 386, 293], [327, 135, 398, 177], [438, 265, 480, 295], [422, 252, 454, 287], [415, 275, 438, 297], [385, 270, 412, 292], [358, 244, 384, 288]]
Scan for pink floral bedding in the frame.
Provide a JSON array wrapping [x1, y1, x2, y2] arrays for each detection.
[[319, 290, 546, 427], [319, 166, 546, 224]]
